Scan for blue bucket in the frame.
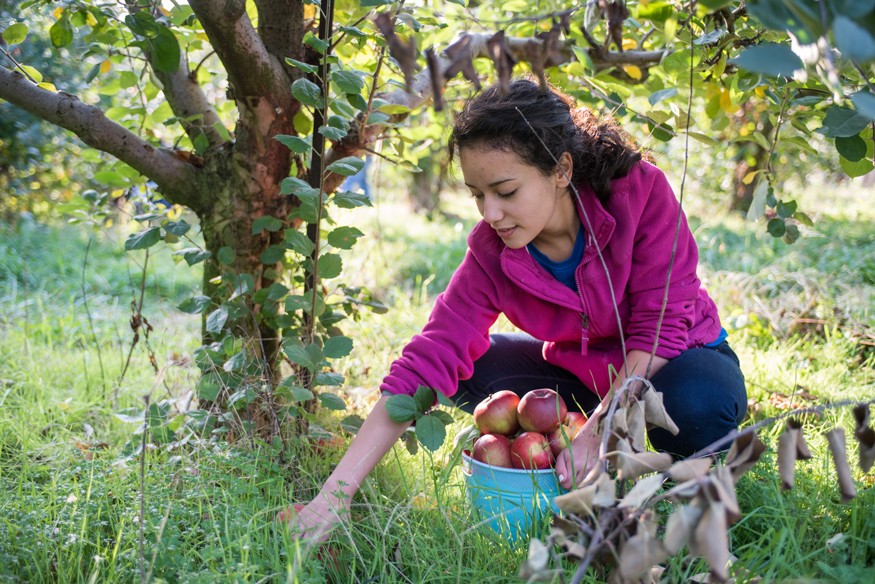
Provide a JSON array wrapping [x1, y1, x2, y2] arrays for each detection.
[[461, 451, 565, 543]]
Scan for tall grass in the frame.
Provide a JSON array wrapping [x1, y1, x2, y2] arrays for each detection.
[[0, 178, 873, 582]]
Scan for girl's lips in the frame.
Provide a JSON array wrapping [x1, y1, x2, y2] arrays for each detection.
[[495, 226, 516, 239]]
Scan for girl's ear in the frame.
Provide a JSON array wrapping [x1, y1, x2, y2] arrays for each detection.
[[555, 151, 573, 188]]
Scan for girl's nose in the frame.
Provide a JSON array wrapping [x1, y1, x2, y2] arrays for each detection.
[[482, 197, 503, 224]]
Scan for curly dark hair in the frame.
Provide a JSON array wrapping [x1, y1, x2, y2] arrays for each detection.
[[447, 79, 642, 203]]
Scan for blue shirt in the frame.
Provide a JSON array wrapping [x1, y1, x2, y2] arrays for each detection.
[[527, 224, 585, 291]]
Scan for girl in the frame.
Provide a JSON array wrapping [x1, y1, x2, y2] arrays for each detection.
[[288, 78, 746, 540]]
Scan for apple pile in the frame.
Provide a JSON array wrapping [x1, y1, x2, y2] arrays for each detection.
[[470, 389, 587, 470]]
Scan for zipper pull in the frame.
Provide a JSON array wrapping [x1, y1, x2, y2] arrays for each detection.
[[581, 312, 590, 355]]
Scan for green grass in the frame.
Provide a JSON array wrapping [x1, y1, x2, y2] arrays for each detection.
[[1, 181, 874, 582]]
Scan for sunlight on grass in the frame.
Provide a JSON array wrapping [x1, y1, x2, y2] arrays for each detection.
[[1, 177, 874, 581]]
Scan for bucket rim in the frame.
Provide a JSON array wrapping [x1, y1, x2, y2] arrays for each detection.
[[462, 450, 559, 476]]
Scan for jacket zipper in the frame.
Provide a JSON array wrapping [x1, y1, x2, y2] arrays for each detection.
[[575, 265, 590, 356]]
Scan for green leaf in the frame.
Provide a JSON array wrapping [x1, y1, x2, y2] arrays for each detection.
[[415, 415, 447, 452], [851, 91, 875, 122], [403, 428, 419, 455], [197, 376, 220, 402], [767, 217, 786, 237], [260, 245, 286, 264], [286, 384, 315, 402], [115, 407, 145, 423], [149, 27, 181, 73], [2, 23, 29, 45], [694, 28, 726, 46], [206, 306, 229, 334], [386, 394, 420, 422], [317, 253, 342, 279], [319, 125, 347, 141], [731, 43, 802, 77], [817, 106, 870, 138], [323, 336, 353, 358], [360, 0, 395, 6], [275, 134, 312, 154], [319, 392, 347, 410], [332, 70, 365, 94], [378, 103, 412, 114], [223, 350, 247, 372], [836, 135, 867, 162], [251, 215, 284, 234], [125, 227, 162, 250], [164, 220, 191, 236], [93, 170, 129, 188], [292, 78, 323, 108], [174, 247, 210, 266], [436, 391, 455, 408], [178, 295, 211, 314], [327, 226, 364, 249], [303, 31, 329, 54], [839, 136, 875, 177], [284, 229, 316, 256], [793, 211, 814, 227], [326, 156, 365, 176], [280, 177, 320, 198], [284, 343, 314, 369], [648, 88, 677, 106], [314, 372, 344, 386], [341, 414, 364, 433], [230, 274, 254, 297], [266, 282, 289, 300], [431, 410, 455, 425], [284, 58, 318, 74], [413, 386, 435, 415], [332, 190, 372, 208], [50, 16, 73, 48], [217, 246, 235, 265], [833, 16, 875, 63]]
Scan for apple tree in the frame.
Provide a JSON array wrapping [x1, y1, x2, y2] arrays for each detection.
[[1, 0, 873, 443]]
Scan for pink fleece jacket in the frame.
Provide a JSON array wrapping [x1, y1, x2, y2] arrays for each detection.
[[380, 161, 722, 399]]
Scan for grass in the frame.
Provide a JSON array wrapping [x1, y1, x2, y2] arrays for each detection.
[[0, 178, 874, 582]]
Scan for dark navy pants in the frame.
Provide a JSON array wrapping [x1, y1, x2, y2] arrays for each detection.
[[452, 333, 747, 457]]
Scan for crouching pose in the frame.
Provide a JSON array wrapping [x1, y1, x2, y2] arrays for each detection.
[[287, 78, 746, 540]]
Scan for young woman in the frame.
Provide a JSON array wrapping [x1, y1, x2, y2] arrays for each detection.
[[288, 78, 747, 540]]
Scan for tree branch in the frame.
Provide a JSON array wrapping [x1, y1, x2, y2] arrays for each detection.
[[188, 0, 292, 107], [254, 0, 306, 79], [0, 68, 203, 210], [319, 32, 666, 193]]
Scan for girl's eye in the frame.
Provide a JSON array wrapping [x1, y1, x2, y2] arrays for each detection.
[[498, 190, 516, 199], [471, 192, 484, 200]]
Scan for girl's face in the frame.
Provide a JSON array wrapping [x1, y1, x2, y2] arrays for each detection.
[[460, 146, 575, 252]]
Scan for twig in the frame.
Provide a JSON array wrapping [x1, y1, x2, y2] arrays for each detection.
[[81, 238, 108, 397], [690, 396, 875, 460]]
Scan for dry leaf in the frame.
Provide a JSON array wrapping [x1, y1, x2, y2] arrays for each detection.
[[373, 13, 419, 91], [668, 457, 713, 483], [825, 428, 856, 503], [424, 48, 444, 112], [725, 431, 766, 482], [788, 418, 812, 460], [852, 403, 870, 435], [527, 537, 549, 572], [855, 426, 875, 473], [618, 529, 668, 581], [711, 466, 741, 524], [592, 471, 617, 508], [625, 400, 647, 451], [555, 486, 594, 515], [486, 31, 516, 94], [641, 388, 679, 435], [610, 450, 673, 481], [663, 504, 703, 554], [442, 35, 481, 91], [690, 500, 730, 582], [777, 424, 798, 490], [619, 473, 665, 508]]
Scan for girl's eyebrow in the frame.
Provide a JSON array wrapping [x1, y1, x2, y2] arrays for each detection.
[[464, 177, 515, 188]]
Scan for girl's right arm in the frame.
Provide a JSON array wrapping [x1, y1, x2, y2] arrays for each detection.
[[287, 394, 411, 541]]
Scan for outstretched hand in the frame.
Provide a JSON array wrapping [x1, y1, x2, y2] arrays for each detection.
[[279, 493, 349, 543], [554, 420, 601, 490]]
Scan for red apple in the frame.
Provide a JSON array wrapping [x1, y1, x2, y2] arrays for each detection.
[[510, 431, 554, 470], [565, 411, 588, 435], [472, 433, 514, 468], [473, 390, 521, 436], [547, 424, 577, 457], [517, 389, 568, 433]]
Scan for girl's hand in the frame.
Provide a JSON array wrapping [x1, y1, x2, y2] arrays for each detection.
[[280, 492, 349, 543], [554, 422, 601, 490]]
